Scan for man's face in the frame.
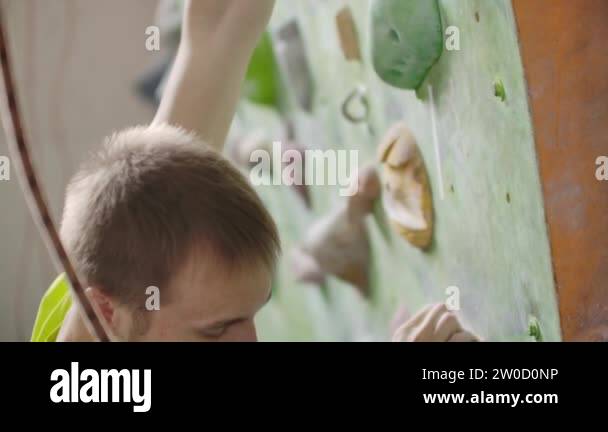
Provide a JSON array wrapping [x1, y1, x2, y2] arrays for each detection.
[[122, 251, 273, 342]]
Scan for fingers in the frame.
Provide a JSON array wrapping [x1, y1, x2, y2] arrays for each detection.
[[391, 302, 480, 342], [410, 303, 448, 341], [433, 311, 463, 342], [391, 303, 436, 342], [448, 331, 480, 342], [405, 303, 437, 328], [390, 305, 412, 335]]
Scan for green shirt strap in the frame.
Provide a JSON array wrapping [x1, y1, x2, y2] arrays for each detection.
[[30, 274, 72, 342]]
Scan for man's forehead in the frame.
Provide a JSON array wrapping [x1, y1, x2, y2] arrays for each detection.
[[168, 252, 273, 314]]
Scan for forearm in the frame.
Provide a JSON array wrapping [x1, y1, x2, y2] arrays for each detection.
[[182, 0, 276, 46], [153, 0, 276, 151], [153, 41, 250, 151]]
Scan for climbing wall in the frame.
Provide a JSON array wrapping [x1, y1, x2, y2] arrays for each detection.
[[236, 0, 561, 341]]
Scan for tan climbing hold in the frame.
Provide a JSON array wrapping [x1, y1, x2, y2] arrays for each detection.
[[336, 7, 362, 62], [291, 165, 381, 297], [377, 122, 434, 250]]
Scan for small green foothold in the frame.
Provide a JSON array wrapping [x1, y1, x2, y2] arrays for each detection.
[[494, 79, 507, 102], [528, 316, 543, 342]]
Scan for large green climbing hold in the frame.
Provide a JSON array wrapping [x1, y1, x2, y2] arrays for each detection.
[[244, 32, 280, 108], [370, 0, 444, 91]]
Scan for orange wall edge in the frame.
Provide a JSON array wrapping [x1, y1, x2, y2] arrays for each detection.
[[513, 0, 608, 341]]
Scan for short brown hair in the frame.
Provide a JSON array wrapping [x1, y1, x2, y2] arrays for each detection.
[[60, 124, 280, 305]]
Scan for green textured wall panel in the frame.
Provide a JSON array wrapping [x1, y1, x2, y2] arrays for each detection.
[[237, 0, 560, 341]]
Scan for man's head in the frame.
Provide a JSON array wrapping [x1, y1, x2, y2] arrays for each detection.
[[60, 124, 280, 341]]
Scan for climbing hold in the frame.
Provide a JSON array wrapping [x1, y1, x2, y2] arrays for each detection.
[[244, 32, 280, 108], [528, 315, 543, 342], [494, 79, 507, 102], [377, 122, 434, 250], [336, 6, 362, 62], [275, 20, 315, 112], [229, 131, 311, 207], [291, 165, 381, 297], [136, 53, 176, 105], [341, 85, 370, 124], [370, 0, 444, 90]]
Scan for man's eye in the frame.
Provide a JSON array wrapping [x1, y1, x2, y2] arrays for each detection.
[[201, 326, 227, 339]]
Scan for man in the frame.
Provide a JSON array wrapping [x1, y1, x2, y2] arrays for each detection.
[[31, 0, 477, 342]]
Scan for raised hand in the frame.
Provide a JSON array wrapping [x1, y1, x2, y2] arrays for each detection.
[[153, 0, 276, 151]]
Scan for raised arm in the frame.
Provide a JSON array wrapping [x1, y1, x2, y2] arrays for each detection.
[[152, 0, 276, 151]]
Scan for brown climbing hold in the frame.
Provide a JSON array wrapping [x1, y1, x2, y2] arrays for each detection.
[[291, 165, 381, 297], [377, 122, 434, 250], [336, 7, 362, 62], [230, 131, 311, 207]]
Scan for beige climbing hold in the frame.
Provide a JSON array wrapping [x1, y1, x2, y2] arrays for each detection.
[[229, 131, 311, 207], [291, 165, 381, 297], [378, 122, 434, 250], [336, 7, 362, 62]]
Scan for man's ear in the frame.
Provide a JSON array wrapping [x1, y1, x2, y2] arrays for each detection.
[[85, 286, 117, 331]]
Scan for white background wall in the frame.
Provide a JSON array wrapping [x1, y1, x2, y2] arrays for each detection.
[[0, 0, 158, 340]]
